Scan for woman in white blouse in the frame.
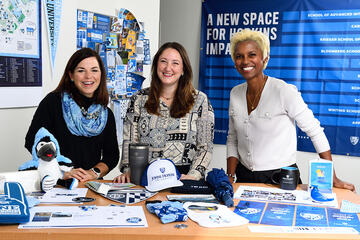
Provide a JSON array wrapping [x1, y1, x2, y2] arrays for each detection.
[[226, 29, 354, 191]]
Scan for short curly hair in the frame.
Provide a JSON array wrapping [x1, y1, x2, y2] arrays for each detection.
[[230, 29, 270, 70]]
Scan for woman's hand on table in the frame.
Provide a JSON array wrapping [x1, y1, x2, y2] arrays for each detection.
[[113, 172, 131, 183], [63, 168, 97, 182], [333, 176, 356, 192]]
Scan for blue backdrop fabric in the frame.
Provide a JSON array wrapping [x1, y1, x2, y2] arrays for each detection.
[[200, 0, 360, 156]]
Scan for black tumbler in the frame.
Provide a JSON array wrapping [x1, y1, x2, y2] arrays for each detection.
[[129, 143, 149, 185]]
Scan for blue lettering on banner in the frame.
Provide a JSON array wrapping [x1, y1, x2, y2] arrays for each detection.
[[200, 0, 360, 156], [152, 173, 175, 181]]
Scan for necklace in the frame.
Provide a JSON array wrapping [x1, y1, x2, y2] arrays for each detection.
[[160, 95, 174, 101], [247, 77, 267, 110], [80, 107, 100, 120]]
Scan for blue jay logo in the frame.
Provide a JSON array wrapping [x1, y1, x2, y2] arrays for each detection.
[[350, 136, 359, 145], [300, 213, 323, 221], [309, 185, 334, 202]]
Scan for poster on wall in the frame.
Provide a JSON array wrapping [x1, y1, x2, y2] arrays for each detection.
[[0, 0, 42, 108], [200, 0, 360, 156], [76, 8, 150, 144]]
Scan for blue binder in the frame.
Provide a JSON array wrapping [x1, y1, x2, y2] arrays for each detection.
[[0, 182, 30, 223]]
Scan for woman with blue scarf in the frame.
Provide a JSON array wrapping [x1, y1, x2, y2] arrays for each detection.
[[25, 48, 119, 182]]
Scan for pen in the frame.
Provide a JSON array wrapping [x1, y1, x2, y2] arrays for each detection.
[[188, 205, 218, 211]]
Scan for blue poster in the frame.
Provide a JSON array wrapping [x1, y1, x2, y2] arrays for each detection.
[[200, 0, 360, 156], [260, 203, 295, 226], [295, 205, 328, 227], [234, 201, 266, 223], [327, 208, 360, 232]]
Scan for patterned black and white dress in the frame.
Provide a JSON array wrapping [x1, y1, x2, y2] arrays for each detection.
[[120, 88, 214, 180]]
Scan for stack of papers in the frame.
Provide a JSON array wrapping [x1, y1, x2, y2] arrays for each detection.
[[19, 206, 147, 228]]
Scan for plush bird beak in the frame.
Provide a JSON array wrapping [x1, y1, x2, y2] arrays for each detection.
[[36, 142, 57, 161]]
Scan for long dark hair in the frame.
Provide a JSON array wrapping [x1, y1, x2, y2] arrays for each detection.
[[145, 42, 195, 118], [53, 48, 109, 106]]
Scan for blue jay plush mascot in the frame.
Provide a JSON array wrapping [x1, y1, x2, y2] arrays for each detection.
[[19, 127, 78, 192]]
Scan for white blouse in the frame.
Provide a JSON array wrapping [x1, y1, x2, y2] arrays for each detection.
[[226, 76, 330, 171]]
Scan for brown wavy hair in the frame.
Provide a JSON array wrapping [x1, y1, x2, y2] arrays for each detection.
[[53, 48, 109, 106], [145, 42, 195, 118]]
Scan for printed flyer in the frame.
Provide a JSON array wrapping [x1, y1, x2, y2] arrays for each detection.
[[234, 201, 266, 224], [260, 203, 295, 226]]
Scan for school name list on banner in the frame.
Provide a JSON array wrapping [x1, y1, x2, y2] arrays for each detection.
[[199, 0, 360, 156]]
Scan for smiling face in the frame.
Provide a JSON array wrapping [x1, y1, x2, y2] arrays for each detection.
[[156, 48, 184, 88], [234, 40, 266, 81], [69, 57, 101, 98]]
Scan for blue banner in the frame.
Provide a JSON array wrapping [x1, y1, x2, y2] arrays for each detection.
[[200, 0, 360, 156], [44, 0, 62, 74]]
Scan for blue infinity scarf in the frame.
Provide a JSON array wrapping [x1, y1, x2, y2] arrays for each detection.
[[62, 92, 108, 137]]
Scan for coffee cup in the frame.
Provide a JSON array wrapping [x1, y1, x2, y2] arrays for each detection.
[[129, 143, 149, 185], [271, 166, 300, 190]]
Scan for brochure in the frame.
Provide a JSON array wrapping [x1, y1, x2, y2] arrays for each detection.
[[308, 158, 333, 193], [295, 205, 327, 227], [40, 188, 88, 204], [234, 200, 266, 223], [340, 199, 360, 213], [260, 203, 295, 226], [327, 208, 360, 232], [19, 205, 147, 228]]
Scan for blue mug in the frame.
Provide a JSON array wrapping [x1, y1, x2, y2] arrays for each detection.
[[271, 167, 300, 190]]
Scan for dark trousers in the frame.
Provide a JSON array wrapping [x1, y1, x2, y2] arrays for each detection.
[[235, 162, 302, 184]]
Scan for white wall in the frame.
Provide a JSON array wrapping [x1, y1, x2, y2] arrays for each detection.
[[160, 0, 360, 192], [0, 0, 160, 178]]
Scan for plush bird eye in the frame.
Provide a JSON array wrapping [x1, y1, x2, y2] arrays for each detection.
[[36, 141, 46, 152]]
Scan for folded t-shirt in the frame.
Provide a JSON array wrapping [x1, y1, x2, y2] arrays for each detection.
[[171, 179, 214, 194]]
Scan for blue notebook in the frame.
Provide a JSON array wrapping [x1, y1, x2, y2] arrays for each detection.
[[0, 182, 30, 224]]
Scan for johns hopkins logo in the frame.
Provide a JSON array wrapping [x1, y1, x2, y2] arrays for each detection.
[[350, 136, 359, 146], [160, 167, 165, 173]]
